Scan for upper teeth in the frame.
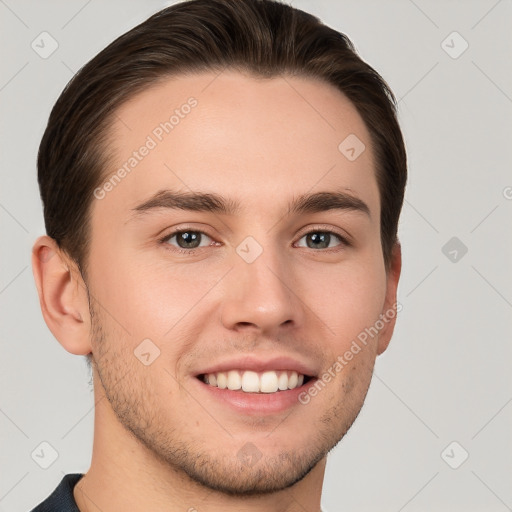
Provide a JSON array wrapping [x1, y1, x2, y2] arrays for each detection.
[[204, 370, 305, 393]]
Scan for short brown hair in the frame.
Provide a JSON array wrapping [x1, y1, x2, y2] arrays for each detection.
[[38, 0, 407, 274]]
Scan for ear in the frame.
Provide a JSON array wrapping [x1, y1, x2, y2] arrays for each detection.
[[31, 235, 92, 355], [376, 242, 402, 355]]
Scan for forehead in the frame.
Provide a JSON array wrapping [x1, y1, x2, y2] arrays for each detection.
[[96, 71, 379, 220]]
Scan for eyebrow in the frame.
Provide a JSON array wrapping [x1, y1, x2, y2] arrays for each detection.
[[130, 189, 371, 219]]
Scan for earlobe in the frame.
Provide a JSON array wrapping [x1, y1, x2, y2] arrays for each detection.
[[376, 243, 402, 355], [32, 235, 92, 356]]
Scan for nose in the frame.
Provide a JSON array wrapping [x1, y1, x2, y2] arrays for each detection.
[[220, 244, 303, 336]]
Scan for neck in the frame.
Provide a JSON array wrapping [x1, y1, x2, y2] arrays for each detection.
[[74, 386, 326, 512]]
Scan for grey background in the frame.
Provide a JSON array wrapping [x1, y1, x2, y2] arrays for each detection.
[[1, 0, 511, 510]]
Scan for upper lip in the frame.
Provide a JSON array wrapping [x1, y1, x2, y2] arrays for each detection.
[[195, 355, 317, 378]]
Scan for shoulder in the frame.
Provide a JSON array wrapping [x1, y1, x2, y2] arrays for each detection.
[[30, 474, 83, 512]]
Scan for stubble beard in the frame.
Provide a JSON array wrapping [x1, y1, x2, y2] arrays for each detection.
[[89, 299, 372, 496]]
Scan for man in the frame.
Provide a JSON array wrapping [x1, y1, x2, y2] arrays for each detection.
[[30, 0, 406, 510]]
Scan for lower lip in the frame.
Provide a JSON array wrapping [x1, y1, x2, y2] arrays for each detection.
[[195, 378, 315, 415]]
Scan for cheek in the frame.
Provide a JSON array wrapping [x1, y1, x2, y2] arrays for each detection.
[[88, 243, 226, 342], [303, 258, 387, 352]]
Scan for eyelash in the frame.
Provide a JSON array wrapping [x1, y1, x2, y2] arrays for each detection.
[[159, 225, 351, 255]]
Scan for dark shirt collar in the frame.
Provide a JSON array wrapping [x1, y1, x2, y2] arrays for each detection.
[[31, 473, 83, 512]]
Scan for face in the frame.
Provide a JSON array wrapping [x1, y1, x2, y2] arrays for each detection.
[[86, 71, 398, 494]]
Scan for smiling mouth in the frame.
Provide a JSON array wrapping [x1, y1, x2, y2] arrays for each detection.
[[198, 370, 312, 393]]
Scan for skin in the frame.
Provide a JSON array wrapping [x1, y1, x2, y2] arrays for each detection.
[[32, 71, 401, 512]]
